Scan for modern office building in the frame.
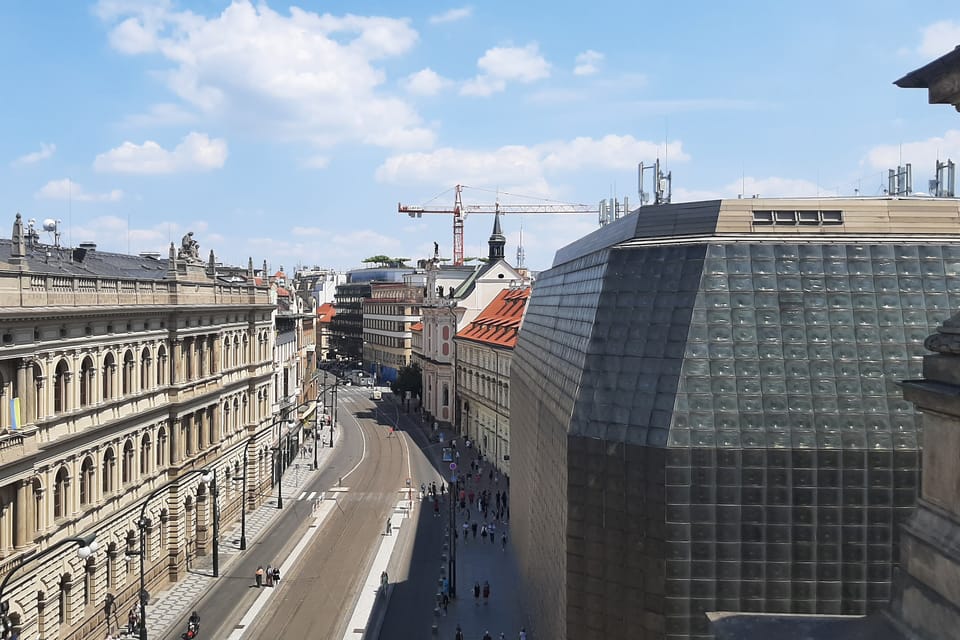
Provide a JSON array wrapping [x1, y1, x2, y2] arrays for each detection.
[[362, 281, 423, 383], [511, 197, 960, 639]]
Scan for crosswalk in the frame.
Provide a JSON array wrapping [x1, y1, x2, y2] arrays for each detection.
[[297, 490, 318, 502]]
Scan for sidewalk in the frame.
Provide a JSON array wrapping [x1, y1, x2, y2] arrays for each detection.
[[384, 403, 528, 640], [117, 438, 334, 640]]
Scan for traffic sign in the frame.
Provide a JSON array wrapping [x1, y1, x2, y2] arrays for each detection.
[[449, 462, 457, 471]]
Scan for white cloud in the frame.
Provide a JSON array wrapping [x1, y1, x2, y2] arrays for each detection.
[[864, 130, 960, 175], [460, 43, 551, 96], [96, 0, 434, 151], [573, 50, 603, 76], [376, 134, 688, 190], [403, 68, 450, 96], [12, 143, 56, 167], [94, 132, 228, 174], [302, 155, 330, 169], [429, 7, 472, 25], [121, 103, 198, 127], [917, 20, 960, 58], [35, 179, 123, 202]]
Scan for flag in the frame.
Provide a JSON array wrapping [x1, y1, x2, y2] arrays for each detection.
[[10, 398, 21, 431]]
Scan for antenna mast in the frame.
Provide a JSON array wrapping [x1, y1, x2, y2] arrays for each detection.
[[638, 158, 672, 207]]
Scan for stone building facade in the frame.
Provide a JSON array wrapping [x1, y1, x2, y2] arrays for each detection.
[[454, 286, 530, 475], [511, 197, 960, 639], [0, 219, 277, 639]]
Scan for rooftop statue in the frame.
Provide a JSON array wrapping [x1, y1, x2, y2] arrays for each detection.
[[178, 231, 201, 262]]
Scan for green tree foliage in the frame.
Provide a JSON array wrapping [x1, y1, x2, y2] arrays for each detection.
[[391, 362, 423, 398], [362, 255, 410, 268]]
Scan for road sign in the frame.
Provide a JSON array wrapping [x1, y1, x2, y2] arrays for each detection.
[[449, 462, 457, 471]]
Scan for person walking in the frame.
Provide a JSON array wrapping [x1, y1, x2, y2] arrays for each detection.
[[501, 532, 508, 550], [265, 563, 274, 587], [483, 632, 492, 640], [255, 565, 264, 587], [454, 625, 465, 640], [483, 580, 490, 604], [473, 581, 481, 605], [273, 566, 281, 586], [471, 522, 478, 539], [519, 628, 527, 640]]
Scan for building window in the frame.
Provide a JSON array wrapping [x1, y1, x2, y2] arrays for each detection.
[[102, 448, 116, 495], [102, 352, 116, 400], [79, 356, 95, 407], [53, 359, 70, 413], [156, 345, 167, 386], [140, 434, 152, 476], [84, 558, 94, 607], [54, 467, 69, 519], [122, 350, 135, 395], [79, 457, 94, 507], [58, 575, 71, 625], [122, 440, 135, 484], [140, 347, 151, 390], [156, 427, 167, 468]]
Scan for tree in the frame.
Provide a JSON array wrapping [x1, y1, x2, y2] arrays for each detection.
[[362, 255, 411, 268], [392, 362, 422, 399]]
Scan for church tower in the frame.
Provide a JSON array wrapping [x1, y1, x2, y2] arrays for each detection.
[[487, 211, 506, 262]]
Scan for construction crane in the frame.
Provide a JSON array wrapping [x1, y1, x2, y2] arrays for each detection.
[[398, 184, 598, 266]]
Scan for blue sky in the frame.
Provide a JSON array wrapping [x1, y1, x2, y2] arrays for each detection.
[[1, 1, 959, 273]]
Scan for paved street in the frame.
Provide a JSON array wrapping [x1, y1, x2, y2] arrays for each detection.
[[111, 388, 528, 640]]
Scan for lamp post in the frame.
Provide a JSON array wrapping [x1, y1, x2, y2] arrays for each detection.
[[238, 400, 317, 548], [135, 468, 207, 640], [272, 445, 284, 509], [201, 469, 219, 578], [0, 533, 98, 639], [448, 476, 457, 598], [312, 396, 320, 470]]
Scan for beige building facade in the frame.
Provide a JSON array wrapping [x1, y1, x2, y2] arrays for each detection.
[[0, 220, 278, 639]]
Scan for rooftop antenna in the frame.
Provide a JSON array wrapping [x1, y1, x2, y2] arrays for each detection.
[[42, 218, 62, 248], [516, 218, 526, 268], [930, 159, 956, 197], [887, 163, 912, 196], [68, 177, 72, 249]]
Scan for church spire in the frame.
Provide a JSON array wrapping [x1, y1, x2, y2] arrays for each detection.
[[488, 211, 506, 262]]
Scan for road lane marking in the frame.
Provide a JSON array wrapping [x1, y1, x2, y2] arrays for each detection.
[[298, 491, 307, 500], [341, 403, 369, 483], [226, 500, 337, 640]]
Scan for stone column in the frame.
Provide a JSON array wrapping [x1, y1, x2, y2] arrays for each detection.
[[211, 407, 220, 445], [0, 500, 9, 555], [14, 480, 28, 549], [170, 419, 180, 465], [172, 339, 182, 384]]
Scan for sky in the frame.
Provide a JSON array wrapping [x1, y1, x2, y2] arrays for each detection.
[[1, 2, 960, 274]]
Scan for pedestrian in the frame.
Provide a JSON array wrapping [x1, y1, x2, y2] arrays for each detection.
[[128, 608, 138, 634], [441, 592, 449, 615], [483, 632, 492, 640], [483, 580, 490, 604], [386, 517, 392, 535], [501, 532, 508, 550], [255, 565, 264, 587], [481, 524, 488, 539], [462, 521, 470, 543], [273, 566, 281, 585], [266, 563, 274, 587], [472, 522, 478, 538], [473, 581, 481, 605], [519, 628, 527, 640], [455, 624, 465, 640], [434, 500, 440, 516]]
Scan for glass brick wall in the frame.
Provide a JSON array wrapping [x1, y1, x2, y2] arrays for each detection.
[[512, 238, 960, 640]]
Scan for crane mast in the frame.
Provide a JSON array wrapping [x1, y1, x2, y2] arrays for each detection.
[[398, 184, 597, 266]]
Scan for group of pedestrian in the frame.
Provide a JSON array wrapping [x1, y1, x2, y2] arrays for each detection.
[[454, 625, 526, 640], [254, 563, 281, 587]]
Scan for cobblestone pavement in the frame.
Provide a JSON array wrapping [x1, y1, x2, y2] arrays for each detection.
[[116, 441, 333, 640]]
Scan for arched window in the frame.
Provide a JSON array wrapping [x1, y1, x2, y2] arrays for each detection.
[[58, 574, 71, 625], [122, 350, 135, 395], [140, 434, 152, 476], [442, 384, 449, 407], [233, 336, 241, 368], [156, 345, 168, 386], [83, 557, 95, 607], [79, 356, 95, 407], [32, 478, 43, 534], [102, 352, 116, 400], [140, 347, 151, 391], [156, 427, 168, 468], [54, 467, 69, 519], [223, 337, 232, 369], [102, 448, 116, 495], [79, 457, 94, 507], [122, 440, 134, 484], [53, 359, 70, 413], [184, 418, 193, 457]]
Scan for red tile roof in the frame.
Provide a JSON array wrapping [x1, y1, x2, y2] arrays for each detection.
[[456, 287, 530, 348], [316, 303, 336, 323]]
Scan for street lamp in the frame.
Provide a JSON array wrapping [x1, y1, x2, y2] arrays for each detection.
[[201, 469, 219, 578], [448, 475, 457, 598], [0, 533, 98, 638], [273, 445, 284, 509]]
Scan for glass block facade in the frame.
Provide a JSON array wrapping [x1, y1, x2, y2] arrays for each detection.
[[511, 239, 960, 640]]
